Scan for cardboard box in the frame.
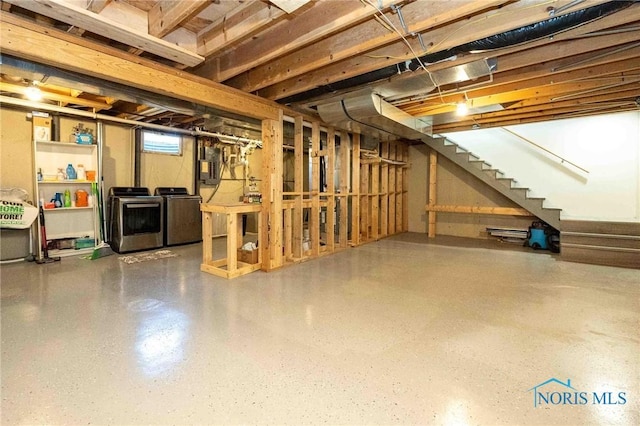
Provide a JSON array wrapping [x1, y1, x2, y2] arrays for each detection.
[[237, 248, 258, 264], [33, 116, 51, 142]]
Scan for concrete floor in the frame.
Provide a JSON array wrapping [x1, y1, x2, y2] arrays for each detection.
[[1, 235, 638, 425]]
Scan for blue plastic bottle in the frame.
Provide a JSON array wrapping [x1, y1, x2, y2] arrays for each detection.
[[66, 163, 77, 180]]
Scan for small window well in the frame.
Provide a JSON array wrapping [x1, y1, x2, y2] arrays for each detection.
[[142, 130, 182, 155]]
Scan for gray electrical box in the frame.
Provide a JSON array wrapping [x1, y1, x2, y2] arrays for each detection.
[[199, 144, 221, 185]]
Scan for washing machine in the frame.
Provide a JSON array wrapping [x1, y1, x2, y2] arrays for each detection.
[[154, 187, 202, 246]]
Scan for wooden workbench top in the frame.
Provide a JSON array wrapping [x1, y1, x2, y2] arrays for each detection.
[[200, 203, 262, 214]]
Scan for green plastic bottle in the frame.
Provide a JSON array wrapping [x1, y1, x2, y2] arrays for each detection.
[[64, 189, 72, 208]]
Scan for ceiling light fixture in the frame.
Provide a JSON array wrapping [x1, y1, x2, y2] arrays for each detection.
[[25, 82, 42, 101], [456, 101, 468, 116]]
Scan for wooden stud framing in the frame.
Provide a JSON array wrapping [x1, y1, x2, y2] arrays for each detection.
[[402, 144, 409, 232], [350, 133, 361, 246], [311, 122, 321, 257], [428, 149, 438, 238], [395, 143, 403, 234], [360, 160, 370, 241], [380, 142, 389, 238], [339, 131, 350, 248], [371, 143, 380, 241], [426, 205, 534, 216], [388, 143, 397, 235], [292, 116, 304, 259], [326, 127, 336, 251]]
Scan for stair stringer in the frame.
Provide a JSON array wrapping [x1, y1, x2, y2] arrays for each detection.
[[420, 136, 562, 230]]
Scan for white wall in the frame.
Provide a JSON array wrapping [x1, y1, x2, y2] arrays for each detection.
[[442, 111, 640, 222]]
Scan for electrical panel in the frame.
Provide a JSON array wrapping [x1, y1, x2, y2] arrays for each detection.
[[198, 140, 221, 185]]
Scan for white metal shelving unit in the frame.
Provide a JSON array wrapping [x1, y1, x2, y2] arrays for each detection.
[[33, 139, 100, 258]]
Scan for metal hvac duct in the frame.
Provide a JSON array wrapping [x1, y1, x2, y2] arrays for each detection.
[[318, 90, 434, 144]]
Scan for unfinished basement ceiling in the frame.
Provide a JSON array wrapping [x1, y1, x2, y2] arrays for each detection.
[[0, 0, 638, 135]]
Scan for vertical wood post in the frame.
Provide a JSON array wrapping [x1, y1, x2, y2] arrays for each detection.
[[311, 121, 321, 256], [350, 133, 360, 246], [380, 141, 389, 237], [339, 131, 350, 248], [428, 149, 437, 238], [261, 111, 284, 270], [326, 127, 336, 251], [293, 116, 304, 259]]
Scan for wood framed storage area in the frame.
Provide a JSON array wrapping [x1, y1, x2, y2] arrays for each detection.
[[260, 114, 411, 272], [357, 140, 409, 244]]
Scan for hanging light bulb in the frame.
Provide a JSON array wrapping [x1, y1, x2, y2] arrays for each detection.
[[456, 101, 468, 116], [25, 82, 43, 101]]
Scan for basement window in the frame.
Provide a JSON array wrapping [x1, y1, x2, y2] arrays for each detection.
[[141, 130, 182, 156]]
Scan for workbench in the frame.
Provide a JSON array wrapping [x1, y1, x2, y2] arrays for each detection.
[[200, 203, 262, 279]]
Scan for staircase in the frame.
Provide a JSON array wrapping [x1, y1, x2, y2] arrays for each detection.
[[420, 136, 562, 230]]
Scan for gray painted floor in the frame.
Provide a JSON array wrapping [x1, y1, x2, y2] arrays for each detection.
[[1, 235, 638, 425]]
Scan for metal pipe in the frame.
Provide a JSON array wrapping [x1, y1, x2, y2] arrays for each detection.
[[0, 95, 262, 146]]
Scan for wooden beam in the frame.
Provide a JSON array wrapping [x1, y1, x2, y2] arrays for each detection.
[[3, 0, 204, 67], [149, 0, 209, 38], [196, 1, 284, 57], [270, 0, 312, 14], [403, 52, 640, 116], [0, 15, 279, 120], [428, 149, 437, 238], [214, 0, 405, 82], [406, 77, 639, 116], [0, 82, 112, 111], [230, 0, 504, 92], [258, 0, 611, 100], [86, 0, 111, 14], [426, 205, 534, 216]]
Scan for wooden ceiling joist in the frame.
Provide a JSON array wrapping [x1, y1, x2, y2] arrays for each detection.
[[148, 0, 210, 39], [3, 0, 205, 67], [0, 13, 280, 121], [209, 0, 408, 83], [225, 0, 506, 93], [196, 1, 285, 58], [0, 81, 113, 111], [256, 0, 612, 101]]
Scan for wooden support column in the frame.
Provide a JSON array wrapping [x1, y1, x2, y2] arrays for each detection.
[[360, 161, 370, 241], [371, 142, 380, 240], [388, 142, 397, 235], [311, 121, 321, 256], [261, 111, 284, 270], [350, 133, 361, 246], [395, 142, 404, 234], [402, 143, 409, 232], [339, 131, 350, 248], [292, 116, 304, 259], [380, 141, 389, 237], [428, 149, 438, 238], [326, 127, 336, 251]]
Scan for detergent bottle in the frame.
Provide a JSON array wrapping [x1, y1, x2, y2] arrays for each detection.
[[66, 164, 77, 180]]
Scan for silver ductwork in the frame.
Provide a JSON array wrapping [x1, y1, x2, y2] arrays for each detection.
[[317, 58, 496, 145], [318, 90, 434, 144]]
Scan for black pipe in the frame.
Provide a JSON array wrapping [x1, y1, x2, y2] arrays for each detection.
[[278, 1, 633, 105]]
